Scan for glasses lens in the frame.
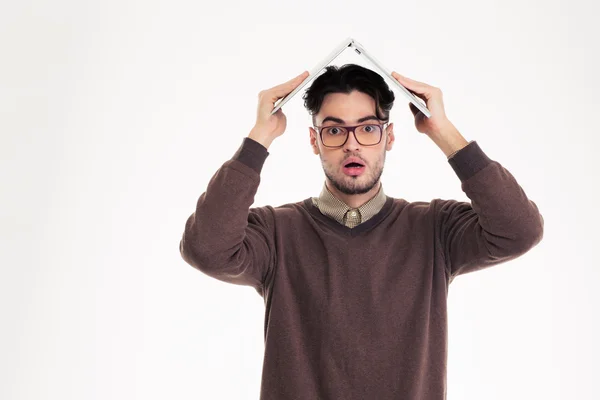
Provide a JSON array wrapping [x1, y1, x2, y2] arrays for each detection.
[[321, 124, 382, 147], [356, 124, 382, 145], [322, 126, 348, 147]]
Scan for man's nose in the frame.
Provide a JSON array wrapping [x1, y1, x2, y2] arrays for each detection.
[[343, 129, 361, 151]]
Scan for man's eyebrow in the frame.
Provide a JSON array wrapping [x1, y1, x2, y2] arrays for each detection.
[[321, 115, 380, 124]]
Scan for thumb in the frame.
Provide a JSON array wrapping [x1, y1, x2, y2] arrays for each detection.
[[409, 102, 420, 116], [269, 71, 309, 102]]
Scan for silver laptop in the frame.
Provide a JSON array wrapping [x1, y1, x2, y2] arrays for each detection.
[[271, 37, 431, 118]]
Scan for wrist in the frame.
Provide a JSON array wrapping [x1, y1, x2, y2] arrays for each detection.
[[248, 129, 273, 150]]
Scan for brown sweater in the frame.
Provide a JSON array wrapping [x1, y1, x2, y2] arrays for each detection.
[[179, 137, 544, 400]]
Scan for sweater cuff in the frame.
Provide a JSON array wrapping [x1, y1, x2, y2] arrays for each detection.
[[231, 137, 269, 175], [447, 140, 493, 181]]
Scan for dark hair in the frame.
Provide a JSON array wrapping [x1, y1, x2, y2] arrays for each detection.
[[302, 63, 395, 126]]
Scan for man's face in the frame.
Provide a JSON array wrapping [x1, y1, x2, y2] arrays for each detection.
[[309, 90, 395, 195]]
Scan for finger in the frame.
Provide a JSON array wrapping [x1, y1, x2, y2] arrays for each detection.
[[409, 102, 420, 116], [392, 71, 427, 87], [411, 91, 429, 103], [267, 71, 309, 102], [392, 71, 431, 97]]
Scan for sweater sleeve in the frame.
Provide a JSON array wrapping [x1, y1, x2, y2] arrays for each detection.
[[434, 141, 544, 281], [178, 137, 276, 294]]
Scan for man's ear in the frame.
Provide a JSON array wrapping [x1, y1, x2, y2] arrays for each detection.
[[309, 127, 320, 155], [385, 123, 395, 151]]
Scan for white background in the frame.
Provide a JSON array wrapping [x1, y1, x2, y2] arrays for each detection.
[[1, 0, 598, 399]]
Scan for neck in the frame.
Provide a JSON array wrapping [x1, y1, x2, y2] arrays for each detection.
[[326, 180, 381, 209]]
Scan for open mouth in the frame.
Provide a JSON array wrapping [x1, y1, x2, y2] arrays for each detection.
[[345, 162, 364, 168], [342, 159, 366, 176]]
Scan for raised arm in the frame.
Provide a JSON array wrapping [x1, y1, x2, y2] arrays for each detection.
[[435, 141, 544, 280], [388, 71, 543, 281], [179, 137, 276, 292], [178, 70, 309, 294]]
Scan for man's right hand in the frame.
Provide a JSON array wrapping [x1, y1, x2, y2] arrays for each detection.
[[248, 70, 309, 149]]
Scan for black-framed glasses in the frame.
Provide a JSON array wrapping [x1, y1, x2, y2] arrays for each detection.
[[314, 122, 389, 148]]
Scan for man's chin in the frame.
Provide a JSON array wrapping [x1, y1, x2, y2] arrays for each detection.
[[324, 167, 377, 195], [336, 178, 376, 195]]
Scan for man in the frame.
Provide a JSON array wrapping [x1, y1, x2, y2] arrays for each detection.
[[179, 64, 544, 400]]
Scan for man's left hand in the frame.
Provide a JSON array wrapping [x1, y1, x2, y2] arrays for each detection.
[[391, 71, 453, 138]]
